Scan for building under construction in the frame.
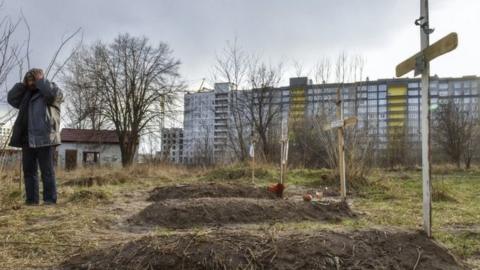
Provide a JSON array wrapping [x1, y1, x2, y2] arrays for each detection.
[[181, 75, 480, 165]]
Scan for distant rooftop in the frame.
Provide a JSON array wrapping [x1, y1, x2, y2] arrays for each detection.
[[61, 128, 120, 144]]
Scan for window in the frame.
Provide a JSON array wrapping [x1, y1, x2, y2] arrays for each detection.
[[454, 82, 462, 89], [408, 82, 419, 88], [357, 92, 367, 99], [379, 85, 387, 91], [378, 92, 387, 99], [83, 152, 99, 166], [439, 83, 449, 90], [368, 85, 377, 92], [408, 90, 419, 96], [408, 98, 419, 104], [378, 99, 387, 106]]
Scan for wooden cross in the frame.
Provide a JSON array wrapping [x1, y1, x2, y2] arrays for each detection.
[[325, 88, 357, 200], [396, 0, 458, 237]]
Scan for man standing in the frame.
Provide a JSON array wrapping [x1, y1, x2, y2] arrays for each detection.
[[7, 69, 63, 205]]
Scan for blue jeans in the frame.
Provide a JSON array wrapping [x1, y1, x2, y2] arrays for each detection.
[[22, 146, 57, 204]]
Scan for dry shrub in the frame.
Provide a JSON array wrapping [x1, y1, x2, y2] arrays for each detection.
[[202, 163, 274, 182], [69, 189, 112, 203], [432, 181, 458, 203], [59, 163, 193, 187]]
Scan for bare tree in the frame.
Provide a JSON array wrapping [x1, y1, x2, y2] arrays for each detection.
[[314, 57, 331, 84], [313, 53, 372, 179], [212, 38, 250, 161], [245, 59, 283, 161], [192, 120, 214, 166], [432, 99, 478, 169], [70, 34, 183, 166], [62, 47, 107, 130]]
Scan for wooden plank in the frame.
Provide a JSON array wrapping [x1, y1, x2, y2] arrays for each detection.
[[344, 116, 358, 127], [396, 32, 458, 77]]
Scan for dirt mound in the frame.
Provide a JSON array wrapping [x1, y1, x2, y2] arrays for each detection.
[[130, 198, 353, 228], [61, 230, 466, 270], [147, 182, 277, 201]]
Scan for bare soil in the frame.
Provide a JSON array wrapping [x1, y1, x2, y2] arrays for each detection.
[[60, 229, 466, 270], [147, 182, 277, 201], [130, 198, 354, 228]]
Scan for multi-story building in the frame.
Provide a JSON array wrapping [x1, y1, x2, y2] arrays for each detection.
[[183, 83, 235, 165], [158, 128, 184, 163], [0, 102, 13, 147], [182, 75, 480, 165]]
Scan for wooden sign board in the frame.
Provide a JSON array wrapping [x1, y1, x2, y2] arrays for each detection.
[[344, 116, 358, 127], [326, 117, 358, 130], [396, 32, 458, 77], [330, 119, 343, 129]]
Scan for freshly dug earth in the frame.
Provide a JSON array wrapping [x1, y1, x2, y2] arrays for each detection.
[[61, 230, 466, 270], [147, 182, 277, 201], [131, 198, 353, 228]]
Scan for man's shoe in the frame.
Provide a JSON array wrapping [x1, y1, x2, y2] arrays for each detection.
[[43, 201, 56, 206]]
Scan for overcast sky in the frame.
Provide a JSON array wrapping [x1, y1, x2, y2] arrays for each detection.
[[2, 0, 479, 89]]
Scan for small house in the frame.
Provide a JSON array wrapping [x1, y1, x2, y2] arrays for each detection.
[[58, 128, 130, 169]]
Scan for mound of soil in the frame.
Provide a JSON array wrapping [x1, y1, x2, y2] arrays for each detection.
[[130, 198, 353, 228], [61, 230, 465, 270], [147, 182, 277, 201]]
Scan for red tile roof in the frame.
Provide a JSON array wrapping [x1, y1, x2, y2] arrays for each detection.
[[61, 128, 120, 144]]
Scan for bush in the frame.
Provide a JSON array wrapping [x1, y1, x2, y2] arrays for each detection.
[[69, 189, 112, 203]]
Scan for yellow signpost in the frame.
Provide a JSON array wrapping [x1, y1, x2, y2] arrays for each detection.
[[396, 32, 458, 77]]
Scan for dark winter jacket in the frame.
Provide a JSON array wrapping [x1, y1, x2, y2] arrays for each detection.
[[7, 79, 63, 148]]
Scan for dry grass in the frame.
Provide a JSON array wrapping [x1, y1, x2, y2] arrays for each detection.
[[0, 163, 197, 269], [0, 163, 478, 269]]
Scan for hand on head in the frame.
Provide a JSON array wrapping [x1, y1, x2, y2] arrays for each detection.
[[23, 68, 44, 90]]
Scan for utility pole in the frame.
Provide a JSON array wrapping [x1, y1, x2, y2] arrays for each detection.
[[419, 0, 432, 238]]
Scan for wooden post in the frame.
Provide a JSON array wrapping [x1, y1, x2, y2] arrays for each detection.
[[250, 139, 255, 183], [280, 119, 289, 185], [396, 0, 458, 239], [420, 0, 432, 238], [336, 88, 347, 199]]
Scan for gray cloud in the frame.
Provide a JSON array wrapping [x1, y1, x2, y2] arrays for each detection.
[[2, 0, 477, 89]]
